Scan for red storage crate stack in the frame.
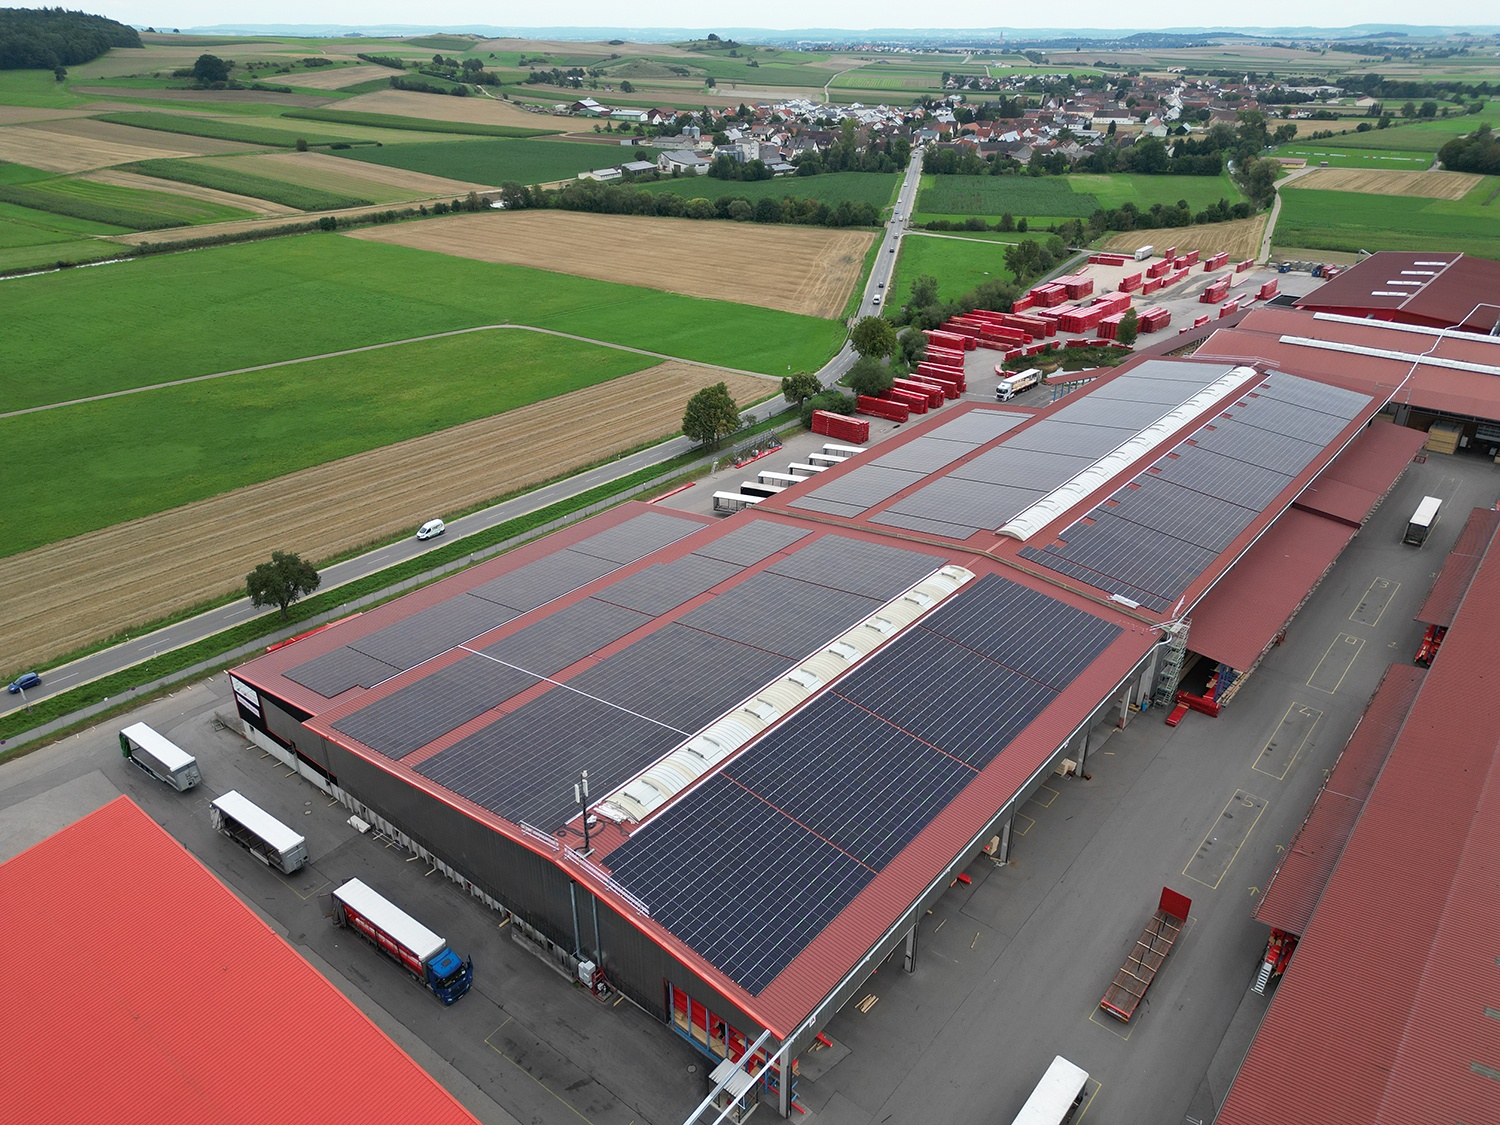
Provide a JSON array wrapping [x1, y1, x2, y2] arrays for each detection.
[[856, 395, 908, 422], [1193, 314, 1211, 327], [1258, 278, 1279, 300], [1183, 249, 1201, 266], [1013, 293, 1036, 313], [1161, 245, 1178, 260], [811, 411, 869, 443], [1059, 274, 1094, 299], [1119, 272, 1143, 292], [1201, 277, 1231, 304], [892, 378, 943, 408], [1219, 298, 1241, 318], [1203, 251, 1229, 271], [1142, 276, 1163, 295], [1234, 259, 1254, 273], [885, 387, 929, 414], [906, 374, 954, 400], [1137, 306, 1171, 333], [1146, 259, 1172, 279], [1098, 311, 1126, 340]]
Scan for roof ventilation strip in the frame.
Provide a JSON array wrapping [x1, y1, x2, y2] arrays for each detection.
[[593, 565, 976, 825]]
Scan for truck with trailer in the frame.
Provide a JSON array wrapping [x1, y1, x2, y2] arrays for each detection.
[[330, 878, 473, 1004], [210, 790, 309, 874], [1099, 887, 1191, 1022], [1010, 1056, 1090, 1125], [996, 369, 1042, 402], [1403, 496, 1442, 546], [119, 722, 201, 791]]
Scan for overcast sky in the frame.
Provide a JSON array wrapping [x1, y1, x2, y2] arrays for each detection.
[[48, 3, 1500, 34]]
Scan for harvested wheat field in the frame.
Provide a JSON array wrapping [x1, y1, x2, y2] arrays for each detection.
[[1105, 216, 1267, 264], [0, 363, 771, 667], [282, 64, 398, 90], [349, 211, 872, 318], [0, 106, 96, 125], [84, 168, 300, 217], [339, 88, 566, 132], [0, 122, 242, 173], [246, 150, 492, 199], [1287, 167, 1481, 200]]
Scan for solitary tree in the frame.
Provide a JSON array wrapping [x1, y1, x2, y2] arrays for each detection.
[[850, 315, 897, 360], [781, 371, 822, 406], [247, 551, 321, 619], [1115, 308, 1139, 347], [620, 79, 635, 93], [192, 53, 230, 84], [844, 355, 893, 398], [682, 382, 740, 448]]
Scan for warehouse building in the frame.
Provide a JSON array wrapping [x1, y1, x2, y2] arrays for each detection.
[[1292, 250, 1500, 334], [230, 356, 1414, 1115]]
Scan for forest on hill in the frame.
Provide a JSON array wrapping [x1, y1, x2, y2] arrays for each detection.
[[0, 7, 141, 70]]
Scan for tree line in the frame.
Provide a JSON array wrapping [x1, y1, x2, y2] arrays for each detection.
[[498, 178, 882, 229], [1439, 124, 1500, 176], [0, 7, 140, 70]]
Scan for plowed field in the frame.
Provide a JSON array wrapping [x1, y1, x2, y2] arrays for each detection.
[[1287, 167, 1480, 199], [0, 363, 770, 666], [348, 210, 872, 318], [340, 88, 569, 131]]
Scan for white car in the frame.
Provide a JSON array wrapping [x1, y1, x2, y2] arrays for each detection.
[[416, 518, 446, 541]]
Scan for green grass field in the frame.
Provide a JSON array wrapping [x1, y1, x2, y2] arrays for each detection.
[[0, 176, 252, 230], [916, 173, 1244, 225], [127, 158, 371, 210], [1276, 145, 1435, 169], [282, 107, 560, 137], [95, 110, 365, 148], [1312, 108, 1500, 153], [333, 136, 619, 185], [640, 171, 900, 208], [889, 232, 1021, 310], [1, 233, 847, 411], [0, 199, 128, 246], [0, 331, 661, 554], [1276, 178, 1500, 260]]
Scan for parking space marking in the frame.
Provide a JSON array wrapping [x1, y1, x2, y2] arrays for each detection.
[[1030, 782, 1061, 809], [1307, 633, 1363, 695], [1349, 577, 1399, 627], [1079, 1077, 1102, 1119], [485, 1019, 595, 1125], [1253, 703, 1323, 781], [1089, 1004, 1135, 1040], [1185, 791, 1268, 890], [1011, 811, 1036, 837]]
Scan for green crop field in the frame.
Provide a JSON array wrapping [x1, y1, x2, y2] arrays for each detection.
[[95, 111, 364, 148], [1072, 172, 1244, 212], [128, 158, 371, 210], [917, 175, 1101, 220], [640, 172, 900, 208], [0, 331, 661, 554], [1276, 179, 1500, 261], [888, 232, 1024, 310], [1276, 145, 1435, 168], [1, 233, 847, 412], [0, 176, 253, 230], [333, 137, 618, 185], [0, 199, 127, 246], [1313, 108, 1500, 153], [282, 107, 560, 137]]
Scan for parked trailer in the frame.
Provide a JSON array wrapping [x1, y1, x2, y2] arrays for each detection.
[[1099, 887, 1192, 1023], [821, 442, 865, 459], [1133, 244, 1154, 261], [210, 790, 309, 874], [786, 461, 827, 475], [758, 470, 806, 489], [807, 452, 847, 468], [119, 722, 201, 791], [1009, 1056, 1090, 1125], [331, 879, 473, 1004], [713, 491, 763, 513], [739, 481, 784, 499], [1403, 496, 1442, 546]]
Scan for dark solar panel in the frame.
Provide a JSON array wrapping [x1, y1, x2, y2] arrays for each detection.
[[605, 773, 875, 994], [875, 477, 1044, 537], [869, 509, 988, 541], [690, 521, 810, 566], [1231, 396, 1351, 446], [285, 646, 402, 698], [786, 495, 870, 518], [1149, 446, 1292, 509], [1256, 374, 1370, 418], [949, 444, 1093, 486], [924, 410, 1028, 444], [766, 535, 942, 599], [724, 694, 975, 869], [1105, 476, 1258, 550], [481, 598, 650, 677], [468, 550, 618, 613], [332, 656, 539, 759], [792, 464, 925, 510], [917, 574, 1121, 689], [592, 554, 742, 616], [1033, 514, 1219, 604], [348, 594, 518, 670], [568, 624, 792, 732], [417, 689, 683, 831], [1007, 418, 1136, 457], [678, 572, 879, 659], [568, 509, 703, 564], [1191, 421, 1323, 475], [834, 628, 1058, 768], [1018, 548, 1172, 612], [1054, 395, 1176, 430], [870, 436, 981, 473]]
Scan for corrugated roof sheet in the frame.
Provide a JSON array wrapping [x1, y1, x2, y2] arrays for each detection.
[[0, 797, 480, 1125], [1294, 252, 1500, 332], [1415, 506, 1500, 627], [1253, 663, 1424, 936], [1217, 532, 1500, 1125], [1292, 420, 1427, 526], [1182, 508, 1355, 673]]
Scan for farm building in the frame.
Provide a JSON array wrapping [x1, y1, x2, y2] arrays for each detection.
[[0, 797, 481, 1125], [229, 354, 1420, 1116], [1292, 250, 1500, 334]]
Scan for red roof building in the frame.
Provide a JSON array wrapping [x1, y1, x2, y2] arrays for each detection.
[[1293, 251, 1500, 333], [0, 797, 481, 1125]]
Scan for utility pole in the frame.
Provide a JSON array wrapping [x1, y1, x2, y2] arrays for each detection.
[[574, 769, 592, 856]]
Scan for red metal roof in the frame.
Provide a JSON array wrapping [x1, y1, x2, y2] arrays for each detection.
[[1217, 531, 1500, 1125], [1185, 508, 1355, 673], [1293, 252, 1500, 332], [0, 798, 480, 1125], [1253, 663, 1424, 936], [1291, 419, 1427, 526], [1415, 506, 1500, 626]]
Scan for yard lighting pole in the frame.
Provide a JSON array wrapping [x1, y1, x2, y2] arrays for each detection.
[[574, 769, 591, 856]]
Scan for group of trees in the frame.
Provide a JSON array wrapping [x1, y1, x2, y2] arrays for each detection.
[[0, 7, 140, 70], [1439, 124, 1500, 176], [501, 178, 882, 230]]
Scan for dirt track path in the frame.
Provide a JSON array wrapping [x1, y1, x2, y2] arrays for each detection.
[[2, 325, 769, 420], [0, 363, 775, 667]]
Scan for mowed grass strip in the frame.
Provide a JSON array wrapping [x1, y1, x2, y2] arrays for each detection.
[[127, 157, 371, 210], [0, 175, 253, 230], [95, 110, 364, 148], [890, 232, 1018, 309], [331, 136, 618, 185], [0, 233, 848, 410], [0, 331, 661, 555], [1274, 181, 1500, 260], [283, 106, 560, 137], [640, 171, 900, 208]]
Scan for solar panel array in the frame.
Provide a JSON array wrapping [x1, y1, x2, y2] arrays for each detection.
[[789, 410, 1026, 520], [1020, 371, 1371, 611], [606, 573, 1122, 994], [870, 361, 1242, 540], [285, 510, 701, 698], [404, 532, 946, 831]]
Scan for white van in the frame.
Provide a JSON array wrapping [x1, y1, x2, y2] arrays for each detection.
[[416, 518, 446, 541]]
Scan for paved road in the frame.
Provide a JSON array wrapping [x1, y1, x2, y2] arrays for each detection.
[[3, 153, 928, 724], [1258, 164, 1318, 262]]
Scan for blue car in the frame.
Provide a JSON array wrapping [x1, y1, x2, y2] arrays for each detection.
[[7, 672, 40, 694]]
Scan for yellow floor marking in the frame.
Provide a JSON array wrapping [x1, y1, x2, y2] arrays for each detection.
[[1253, 703, 1322, 780], [1078, 1077, 1102, 1120], [1185, 791, 1268, 890], [485, 1018, 594, 1125], [1030, 783, 1061, 809], [1307, 633, 1364, 695], [1089, 1004, 1135, 1040], [1349, 577, 1399, 627], [1011, 811, 1036, 837]]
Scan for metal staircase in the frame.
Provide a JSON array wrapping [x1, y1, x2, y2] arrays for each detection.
[[1152, 620, 1190, 710]]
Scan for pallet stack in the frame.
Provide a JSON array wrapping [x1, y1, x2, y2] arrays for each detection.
[[1426, 421, 1463, 455]]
